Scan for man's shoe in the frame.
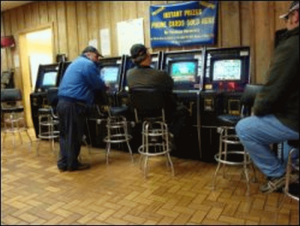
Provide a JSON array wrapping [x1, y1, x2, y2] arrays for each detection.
[[260, 175, 286, 194], [58, 167, 67, 172], [68, 163, 91, 171]]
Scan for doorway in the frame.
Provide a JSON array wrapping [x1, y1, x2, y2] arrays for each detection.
[[19, 26, 54, 128]]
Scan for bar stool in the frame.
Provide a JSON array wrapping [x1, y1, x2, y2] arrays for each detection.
[[138, 120, 174, 178], [213, 124, 256, 195], [130, 87, 175, 178], [281, 140, 299, 204], [1, 88, 32, 151], [36, 88, 59, 156], [212, 84, 263, 195], [274, 140, 299, 224], [103, 106, 134, 164]]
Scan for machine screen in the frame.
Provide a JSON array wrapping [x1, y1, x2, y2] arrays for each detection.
[[169, 60, 198, 83], [100, 66, 119, 84], [212, 59, 241, 81], [42, 72, 57, 86]]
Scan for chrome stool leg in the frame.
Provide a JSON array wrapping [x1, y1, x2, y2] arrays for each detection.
[[213, 127, 224, 190], [138, 121, 174, 178], [106, 142, 111, 165], [36, 113, 59, 156], [243, 151, 250, 195], [213, 126, 254, 195], [104, 116, 133, 164]]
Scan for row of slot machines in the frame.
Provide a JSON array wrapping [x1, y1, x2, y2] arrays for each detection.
[[30, 46, 251, 162]]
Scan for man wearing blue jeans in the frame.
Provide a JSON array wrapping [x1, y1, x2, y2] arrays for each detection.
[[236, 1, 299, 193]]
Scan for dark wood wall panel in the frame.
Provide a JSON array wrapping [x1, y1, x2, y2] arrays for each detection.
[[1, 1, 292, 92], [98, 1, 111, 57], [220, 2, 241, 47], [39, 1, 49, 25], [1, 13, 8, 71], [16, 7, 25, 30], [87, 1, 99, 44], [66, 1, 78, 61], [76, 2, 89, 53], [254, 2, 274, 84], [3, 12, 13, 69], [123, 1, 137, 20], [56, 2, 68, 55], [31, 3, 40, 27], [110, 2, 124, 56], [137, 1, 151, 48], [240, 2, 251, 47], [47, 1, 58, 54], [9, 7, 22, 89]]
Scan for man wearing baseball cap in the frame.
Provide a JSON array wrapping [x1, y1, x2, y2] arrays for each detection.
[[57, 46, 107, 172], [127, 43, 189, 149], [236, 1, 299, 193]]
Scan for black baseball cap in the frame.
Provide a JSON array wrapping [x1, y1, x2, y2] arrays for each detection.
[[82, 46, 103, 57], [279, 1, 299, 19], [130, 44, 148, 59]]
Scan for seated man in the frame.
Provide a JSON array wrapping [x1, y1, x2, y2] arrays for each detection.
[[235, 1, 299, 193], [126, 43, 189, 147]]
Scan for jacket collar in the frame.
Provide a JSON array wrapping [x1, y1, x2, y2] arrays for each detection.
[[137, 65, 151, 69], [282, 26, 299, 40]]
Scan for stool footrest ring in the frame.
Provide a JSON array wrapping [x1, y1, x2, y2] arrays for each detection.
[[214, 151, 252, 165]]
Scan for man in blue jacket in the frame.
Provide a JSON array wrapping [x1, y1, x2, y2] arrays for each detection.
[[236, 1, 299, 193], [57, 46, 107, 172]]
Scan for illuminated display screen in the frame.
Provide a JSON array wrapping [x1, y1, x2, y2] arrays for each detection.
[[212, 59, 241, 81], [169, 61, 197, 82], [100, 66, 119, 83], [42, 72, 57, 86]]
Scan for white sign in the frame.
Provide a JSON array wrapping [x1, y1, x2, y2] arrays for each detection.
[[117, 18, 144, 56], [100, 28, 111, 56]]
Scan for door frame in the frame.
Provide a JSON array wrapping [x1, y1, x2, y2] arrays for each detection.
[[18, 23, 55, 128]]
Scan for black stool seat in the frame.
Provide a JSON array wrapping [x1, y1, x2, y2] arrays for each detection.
[[1, 88, 32, 150], [217, 114, 241, 126], [2, 106, 24, 113], [110, 106, 129, 116], [288, 140, 299, 148], [38, 108, 51, 114], [103, 104, 133, 164]]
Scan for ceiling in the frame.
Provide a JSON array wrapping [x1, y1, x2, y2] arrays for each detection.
[[1, 1, 33, 12]]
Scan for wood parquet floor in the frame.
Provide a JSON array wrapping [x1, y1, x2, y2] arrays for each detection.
[[1, 129, 299, 225]]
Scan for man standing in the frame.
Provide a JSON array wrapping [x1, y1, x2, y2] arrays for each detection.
[[236, 1, 299, 193], [57, 46, 107, 172]]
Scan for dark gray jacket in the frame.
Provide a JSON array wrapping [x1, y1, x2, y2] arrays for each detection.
[[253, 26, 299, 132], [127, 65, 177, 112], [127, 65, 174, 92]]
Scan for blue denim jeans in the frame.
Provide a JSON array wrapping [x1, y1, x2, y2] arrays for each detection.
[[235, 115, 299, 178]]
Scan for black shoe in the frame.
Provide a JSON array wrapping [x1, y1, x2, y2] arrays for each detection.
[[58, 167, 67, 172], [260, 175, 286, 194], [68, 163, 91, 171]]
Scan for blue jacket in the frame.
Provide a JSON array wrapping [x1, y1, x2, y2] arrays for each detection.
[[58, 55, 106, 106]]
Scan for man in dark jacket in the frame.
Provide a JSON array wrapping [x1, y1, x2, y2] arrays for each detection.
[[57, 46, 107, 172], [236, 1, 299, 193], [127, 44, 188, 145]]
